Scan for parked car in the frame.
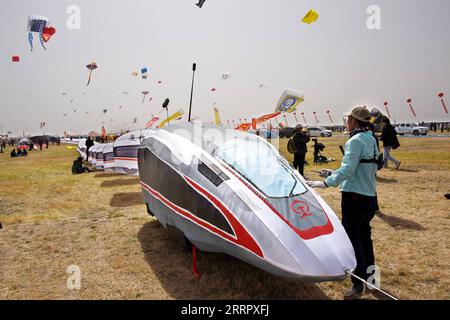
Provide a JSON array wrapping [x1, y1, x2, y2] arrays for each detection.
[[395, 122, 428, 136], [307, 127, 333, 137]]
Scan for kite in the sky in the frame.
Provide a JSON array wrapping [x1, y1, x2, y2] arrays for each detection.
[[213, 106, 221, 125], [133, 118, 138, 124], [302, 9, 319, 24], [141, 67, 148, 79], [211, 88, 216, 92], [86, 62, 98, 86], [39, 121, 46, 129], [158, 110, 184, 128], [222, 72, 231, 80], [132, 71, 139, 77], [103, 109, 108, 114], [142, 91, 149, 103], [196, 0, 206, 8], [157, 80, 162, 84], [12, 56, 20, 62], [275, 89, 304, 113], [27, 15, 56, 51], [122, 91, 128, 95], [146, 116, 159, 128]]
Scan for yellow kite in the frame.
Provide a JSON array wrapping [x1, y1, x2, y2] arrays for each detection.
[[214, 106, 221, 125], [302, 9, 319, 24], [157, 110, 184, 128]]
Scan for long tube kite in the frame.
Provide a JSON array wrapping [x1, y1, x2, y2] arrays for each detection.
[[313, 111, 319, 124], [142, 91, 149, 103], [157, 110, 184, 129], [383, 102, 392, 119], [406, 98, 417, 117], [146, 117, 160, 128], [438, 92, 448, 114], [302, 9, 319, 24], [326, 110, 334, 124], [86, 62, 98, 86], [301, 112, 307, 124], [214, 106, 221, 125]]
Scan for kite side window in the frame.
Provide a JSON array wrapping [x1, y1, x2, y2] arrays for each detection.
[[197, 156, 229, 187], [113, 145, 139, 158]]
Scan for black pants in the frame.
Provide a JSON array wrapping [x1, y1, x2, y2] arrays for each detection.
[[341, 192, 376, 286], [293, 152, 306, 176]]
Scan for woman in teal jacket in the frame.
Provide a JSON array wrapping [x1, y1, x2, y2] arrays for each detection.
[[307, 106, 379, 300]]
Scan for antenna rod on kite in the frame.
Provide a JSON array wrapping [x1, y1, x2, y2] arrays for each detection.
[[188, 63, 196, 122], [162, 99, 170, 126]]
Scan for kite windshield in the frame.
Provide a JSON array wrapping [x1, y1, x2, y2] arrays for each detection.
[[214, 139, 307, 198]]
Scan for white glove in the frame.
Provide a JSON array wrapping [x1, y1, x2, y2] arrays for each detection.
[[306, 181, 328, 189]]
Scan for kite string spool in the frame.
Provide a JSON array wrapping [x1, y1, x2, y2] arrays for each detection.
[[345, 270, 399, 300]]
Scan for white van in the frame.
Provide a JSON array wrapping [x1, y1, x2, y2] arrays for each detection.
[[395, 123, 428, 136]]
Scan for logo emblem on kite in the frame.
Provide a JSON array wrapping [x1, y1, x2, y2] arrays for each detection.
[[290, 200, 313, 219], [301, 9, 319, 24], [275, 89, 304, 113]]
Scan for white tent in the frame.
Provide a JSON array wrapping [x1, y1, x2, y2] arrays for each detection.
[[103, 142, 114, 171], [113, 129, 154, 175]]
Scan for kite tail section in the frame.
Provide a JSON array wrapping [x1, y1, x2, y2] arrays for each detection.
[[28, 32, 33, 51], [87, 70, 92, 86], [39, 32, 47, 50]]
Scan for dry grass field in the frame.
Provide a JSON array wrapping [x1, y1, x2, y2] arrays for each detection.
[[0, 136, 449, 300]]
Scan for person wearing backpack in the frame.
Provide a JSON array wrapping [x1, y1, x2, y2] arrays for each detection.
[[380, 118, 401, 169], [306, 107, 379, 300], [289, 124, 310, 177]]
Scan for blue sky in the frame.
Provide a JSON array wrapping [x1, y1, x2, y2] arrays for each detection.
[[1, 0, 449, 135]]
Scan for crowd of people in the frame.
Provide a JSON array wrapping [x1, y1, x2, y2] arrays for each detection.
[[421, 122, 450, 133]]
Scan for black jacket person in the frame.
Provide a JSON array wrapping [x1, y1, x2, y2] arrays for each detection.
[[292, 125, 310, 176], [85, 137, 94, 161]]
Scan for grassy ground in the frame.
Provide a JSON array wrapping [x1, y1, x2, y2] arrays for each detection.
[[0, 136, 449, 300]]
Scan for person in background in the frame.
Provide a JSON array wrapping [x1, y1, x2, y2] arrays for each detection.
[[72, 157, 92, 174], [21, 148, 28, 156], [380, 118, 401, 169], [306, 107, 379, 299], [85, 137, 94, 161], [10, 149, 18, 157], [292, 124, 310, 177]]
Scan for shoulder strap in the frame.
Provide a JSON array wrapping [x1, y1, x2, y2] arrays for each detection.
[[359, 140, 378, 164]]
